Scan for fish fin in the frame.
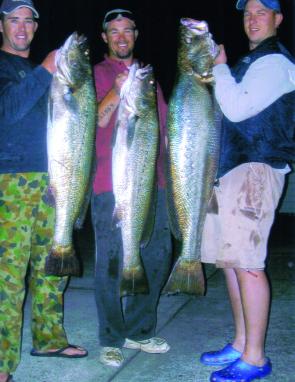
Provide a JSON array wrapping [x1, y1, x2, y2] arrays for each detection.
[[126, 115, 138, 149], [140, 184, 157, 248], [120, 259, 149, 296], [165, 154, 182, 240], [74, 150, 96, 229], [45, 246, 81, 276], [63, 89, 79, 113], [162, 258, 205, 296], [207, 188, 218, 214], [111, 120, 120, 148]]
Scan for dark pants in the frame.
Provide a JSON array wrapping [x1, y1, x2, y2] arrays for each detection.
[[91, 189, 172, 348]]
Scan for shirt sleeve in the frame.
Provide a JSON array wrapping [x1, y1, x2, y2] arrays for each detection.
[[213, 54, 295, 122], [0, 65, 52, 125]]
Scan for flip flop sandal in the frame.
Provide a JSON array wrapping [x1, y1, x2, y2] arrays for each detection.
[[210, 357, 272, 381], [30, 344, 88, 358]]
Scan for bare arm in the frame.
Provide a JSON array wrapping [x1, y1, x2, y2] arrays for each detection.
[[98, 70, 128, 128]]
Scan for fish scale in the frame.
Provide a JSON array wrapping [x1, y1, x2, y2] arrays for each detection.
[[112, 63, 159, 296], [45, 32, 97, 276], [164, 18, 221, 295]]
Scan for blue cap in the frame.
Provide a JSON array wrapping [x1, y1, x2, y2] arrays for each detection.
[[0, 0, 39, 18], [236, 0, 281, 12]]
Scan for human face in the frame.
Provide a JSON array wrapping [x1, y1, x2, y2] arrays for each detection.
[[102, 17, 138, 62], [0, 7, 38, 57], [243, 0, 283, 50]]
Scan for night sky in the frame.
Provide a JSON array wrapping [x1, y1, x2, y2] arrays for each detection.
[[30, 0, 295, 101]]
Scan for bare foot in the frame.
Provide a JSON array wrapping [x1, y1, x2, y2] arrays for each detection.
[[31, 344, 88, 358], [51, 345, 87, 357]]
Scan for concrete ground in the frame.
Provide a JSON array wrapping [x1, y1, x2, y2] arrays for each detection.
[[12, 215, 295, 382]]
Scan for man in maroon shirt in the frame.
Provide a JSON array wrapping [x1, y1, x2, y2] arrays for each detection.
[[91, 9, 172, 367]]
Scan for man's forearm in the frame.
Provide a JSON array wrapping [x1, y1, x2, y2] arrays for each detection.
[[97, 88, 120, 128]]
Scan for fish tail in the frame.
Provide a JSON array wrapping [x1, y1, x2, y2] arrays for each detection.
[[163, 258, 205, 296], [120, 266, 149, 296], [45, 245, 80, 276]]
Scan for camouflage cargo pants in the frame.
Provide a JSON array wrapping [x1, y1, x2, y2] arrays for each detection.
[[0, 173, 68, 373]]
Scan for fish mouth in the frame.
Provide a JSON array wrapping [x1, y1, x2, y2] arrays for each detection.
[[180, 18, 209, 35], [62, 32, 87, 50], [120, 63, 152, 98], [181, 18, 219, 60], [136, 64, 153, 80], [57, 32, 87, 65], [55, 32, 88, 85]]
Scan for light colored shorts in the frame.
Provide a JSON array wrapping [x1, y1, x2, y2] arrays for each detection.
[[201, 163, 285, 269]]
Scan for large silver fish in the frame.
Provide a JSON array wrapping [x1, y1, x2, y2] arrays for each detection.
[[112, 63, 159, 296], [45, 32, 97, 276], [164, 19, 220, 295]]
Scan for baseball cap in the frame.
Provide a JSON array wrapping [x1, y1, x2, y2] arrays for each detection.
[[102, 8, 136, 31], [236, 0, 281, 12], [0, 0, 39, 19]]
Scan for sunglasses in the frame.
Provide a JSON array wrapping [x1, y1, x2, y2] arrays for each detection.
[[103, 10, 135, 30]]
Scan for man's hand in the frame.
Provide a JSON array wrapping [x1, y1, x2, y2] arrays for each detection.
[[214, 44, 227, 66], [113, 70, 129, 95], [41, 50, 58, 74]]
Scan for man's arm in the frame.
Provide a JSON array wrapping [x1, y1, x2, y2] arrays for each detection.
[[213, 51, 295, 122], [0, 50, 57, 125], [97, 71, 128, 128]]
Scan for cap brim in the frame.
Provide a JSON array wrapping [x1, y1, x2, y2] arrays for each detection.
[[236, 0, 247, 10], [2, 5, 39, 18]]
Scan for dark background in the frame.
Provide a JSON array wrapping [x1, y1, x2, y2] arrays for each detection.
[[30, 0, 295, 101]]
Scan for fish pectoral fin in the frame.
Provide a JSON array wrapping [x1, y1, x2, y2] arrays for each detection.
[[111, 121, 120, 148], [140, 214, 154, 248], [63, 89, 79, 112], [140, 185, 157, 248], [207, 188, 218, 214], [126, 115, 138, 148]]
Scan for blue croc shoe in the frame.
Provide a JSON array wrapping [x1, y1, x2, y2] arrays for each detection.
[[200, 343, 242, 366], [210, 357, 272, 381]]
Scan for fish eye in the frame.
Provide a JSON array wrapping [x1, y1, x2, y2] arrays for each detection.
[[70, 60, 78, 68]]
